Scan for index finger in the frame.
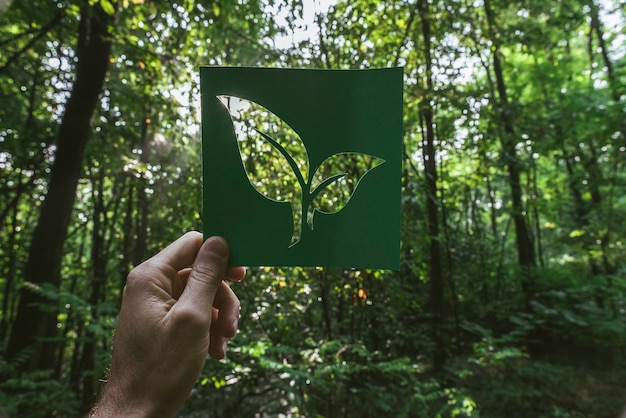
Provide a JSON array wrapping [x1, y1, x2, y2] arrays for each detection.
[[150, 231, 204, 271], [225, 266, 246, 282]]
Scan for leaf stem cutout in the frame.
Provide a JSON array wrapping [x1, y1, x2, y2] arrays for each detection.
[[218, 95, 385, 247]]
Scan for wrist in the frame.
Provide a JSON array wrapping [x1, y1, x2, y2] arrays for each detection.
[[90, 378, 178, 418]]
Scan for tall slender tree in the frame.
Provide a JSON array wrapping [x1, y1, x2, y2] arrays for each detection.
[[7, 3, 114, 371], [416, 0, 446, 370], [483, 0, 536, 303]]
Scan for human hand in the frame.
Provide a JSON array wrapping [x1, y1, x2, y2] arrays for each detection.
[[90, 232, 245, 418]]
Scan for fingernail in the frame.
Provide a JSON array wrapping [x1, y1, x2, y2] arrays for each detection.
[[233, 318, 239, 332], [205, 236, 229, 258], [223, 341, 228, 357]]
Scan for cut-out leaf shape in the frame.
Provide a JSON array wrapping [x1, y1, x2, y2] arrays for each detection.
[[218, 95, 385, 247], [308, 153, 385, 229]]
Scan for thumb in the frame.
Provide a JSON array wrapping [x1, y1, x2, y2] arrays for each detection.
[[177, 236, 229, 325]]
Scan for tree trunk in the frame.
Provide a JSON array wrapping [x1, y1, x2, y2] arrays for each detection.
[[484, 0, 536, 303], [317, 270, 333, 340], [61, 224, 87, 383], [132, 114, 151, 265], [6, 4, 113, 371], [585, 2, 619, 280], [0, 203, 19, 343], [417, 0, 446, 371], [119, 181, 134, 307], [77, 169, 107, 410], [588, 1, 618, 101], [531, 162, 545, 267]]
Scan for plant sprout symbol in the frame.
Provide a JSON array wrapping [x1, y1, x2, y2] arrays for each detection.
[[218, 95, 385, 247]]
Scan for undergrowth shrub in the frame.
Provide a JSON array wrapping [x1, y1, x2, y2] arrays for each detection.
[[0, 351, 78, 418]]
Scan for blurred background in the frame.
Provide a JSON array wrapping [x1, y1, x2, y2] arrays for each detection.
[[0, 0, 624, 416]]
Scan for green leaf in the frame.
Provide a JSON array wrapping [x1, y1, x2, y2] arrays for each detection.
[[218, 95, 308, 246], [307, 152, 385, 228], [569, 229, 586, 238], [100, 0, 116, 15]]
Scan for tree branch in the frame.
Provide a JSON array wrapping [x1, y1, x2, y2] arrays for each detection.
[[393, 6, 417, 67], [0, 12, 64, 74]]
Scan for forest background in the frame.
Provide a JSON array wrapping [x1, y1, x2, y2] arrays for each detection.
[[0, 0, 625, 417]]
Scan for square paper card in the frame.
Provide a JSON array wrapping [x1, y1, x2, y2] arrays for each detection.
[[201, 67, 403, 269]]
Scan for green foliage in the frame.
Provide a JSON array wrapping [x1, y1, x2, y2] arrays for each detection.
[[450, 268, 626, 418], [184, 336, 480, 417], [0, 351, 78, 417]]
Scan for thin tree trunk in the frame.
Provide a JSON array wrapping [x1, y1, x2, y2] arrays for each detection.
[[439, 158, 461, 352], [585, 2, 619, 281], [486, 175, 498, 237], [132, 115, 151, 265], [6, 4, 113, 371], [60, 224, 87, 383], [0, 203, 19, 343], [76, 168, 107, 411], [588, 1, 617, 101], [417, 0, 446, 371], [531, 162, 545, 267], [317, 270, 333, 341], [119, 181, 134, 307], [484, 0, 536, 304]]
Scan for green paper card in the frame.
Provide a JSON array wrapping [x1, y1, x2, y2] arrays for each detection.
[[201, 66, 402, 269]]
